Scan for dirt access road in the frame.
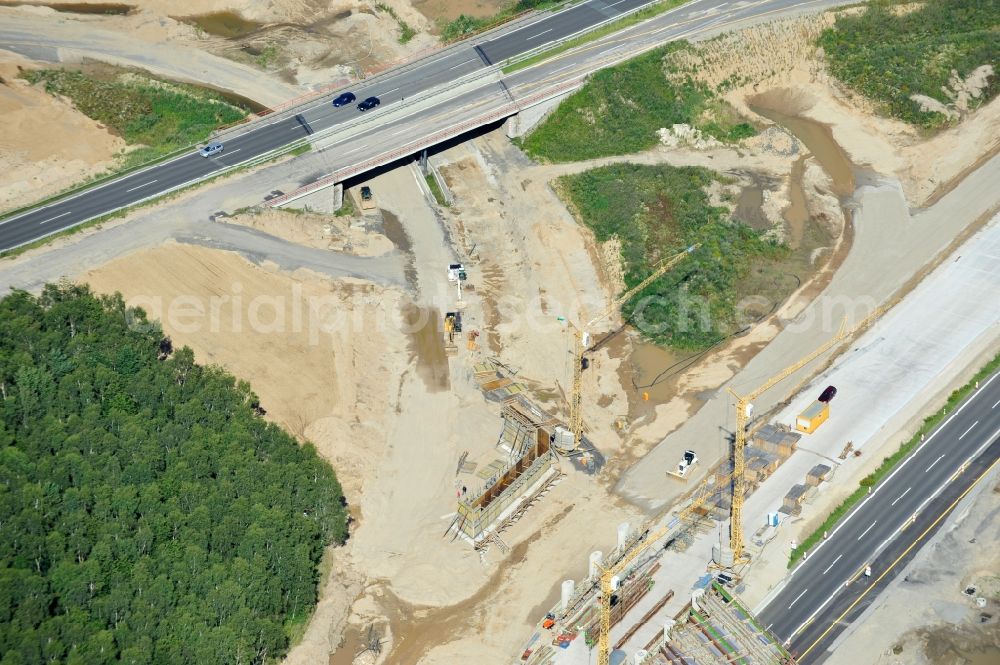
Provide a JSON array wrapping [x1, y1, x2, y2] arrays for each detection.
[[0, 6, 301, 106]]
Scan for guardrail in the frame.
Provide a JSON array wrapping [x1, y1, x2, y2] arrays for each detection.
[[1, 0, 688, 231], [500, 0, 678, 70], [264, 73, 589, 208]]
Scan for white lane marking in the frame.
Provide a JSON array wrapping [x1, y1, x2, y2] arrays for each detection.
[[609, 0, 629, 5], [993, 398, 1000, 409], [224, 149, 242, 155], [959, 420, 978, 439], [822, 554, 842, 575], [343, 144, 368, 155], [528, 28, 553, 40], [391, 127, 411, 136], [125, 180, 157, 193], [381, 87, 400, 95], [552, 63, 578, 74], [449, 58, 478, 70], [38, 211, 71, 225], [891, 487, 911, 506], [788, 588, 808, 610], [925, 454, 945, 473], [857, 520, 877, 541], [756, 371, 1000, 617]]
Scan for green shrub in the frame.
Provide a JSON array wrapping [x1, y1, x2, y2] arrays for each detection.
[[22, 69, 247, 158], [522, 42, 755, 162], [559, 163, 786, 350], [818, 0, 1000, 127]]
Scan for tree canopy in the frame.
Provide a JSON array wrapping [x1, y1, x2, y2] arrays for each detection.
[[0, 284, 348, 665]]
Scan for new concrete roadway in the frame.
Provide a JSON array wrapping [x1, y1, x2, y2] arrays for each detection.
[[0, 0, 852, 252], [758, 369, 1000, 659]]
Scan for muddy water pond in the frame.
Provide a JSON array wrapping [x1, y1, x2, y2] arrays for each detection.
[[401, 303, 450, 392], [184, 11, 264, 39], [750, 102, 855, 198]]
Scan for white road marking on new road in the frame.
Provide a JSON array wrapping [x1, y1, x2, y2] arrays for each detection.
[[449, 58, 478, 70], [891, 487, 911, 506], [992, 398, 1000, 409], [925, 454, 946, 473], [822, 554, 842, 575], [125, 180, 157, 193], [959, 420, 978, 439], [857, 520, 877, 541], [528, 28, 553, 39], [788, 589, 808, 610], [38, 211, 71, 225], [343, 144, 368, 155]]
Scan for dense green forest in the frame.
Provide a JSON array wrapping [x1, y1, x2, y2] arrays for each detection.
[[521, 42, 754, 162], [819, 0, 1000, 127], [559, 164, 788, 350], [0, 285, 348, 664]]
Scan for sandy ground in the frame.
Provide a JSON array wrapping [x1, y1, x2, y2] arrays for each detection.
[[221, 207, 395, 257], [0, 51, 125, 212], [3, 5, 998, 665], [2, 1, 437, 92], [79, 241, 415, 663], [675, 11, 1000, 207], [0, 0, 446, 214]]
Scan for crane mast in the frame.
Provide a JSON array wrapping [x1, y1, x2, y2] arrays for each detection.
[[566, 244, 700, 451]]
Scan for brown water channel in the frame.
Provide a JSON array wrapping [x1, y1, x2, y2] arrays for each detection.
[[627, 95, 859, 406]]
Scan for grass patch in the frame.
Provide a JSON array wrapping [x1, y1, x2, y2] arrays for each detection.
[[425, 173, 450, 206], [789, 349, 1000, 567], [818, 0, 1000, 128], [22, 68, 248, 162], [375, 2, 418, 44], [503, 0, 688, 73], [335, 191, 357, 217], [521, 42, 755, 162], [441, 0, 564, 42], [557, 163, 787, 351], [255, 44, 281, 68]]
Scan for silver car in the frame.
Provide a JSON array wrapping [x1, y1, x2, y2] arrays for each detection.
[[199, 142, 224, 157]]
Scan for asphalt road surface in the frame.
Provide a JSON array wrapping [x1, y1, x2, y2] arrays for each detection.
[[0, 0, 843, 252], [758, 369, 1000, 657]]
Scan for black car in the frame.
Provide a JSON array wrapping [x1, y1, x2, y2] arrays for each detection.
[[818, 385, 837, 402], [357, 96, 381, 112], [332, 92, 356, 107]]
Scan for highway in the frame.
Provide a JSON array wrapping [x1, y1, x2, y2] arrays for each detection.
[[0, 0, 655, 251], [0, 0, 848, 252], [757, 368, 1000, 658]]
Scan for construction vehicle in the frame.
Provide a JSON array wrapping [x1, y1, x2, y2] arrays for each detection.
[[557, 244, 700, 453], [667, 450, 698, 479], [447, 263, 467, 282], [725, 303, 891, 565], [359, 185, 376, 210]]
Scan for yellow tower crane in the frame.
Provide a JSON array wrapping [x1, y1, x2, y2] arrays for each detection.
[[727, 303, 891, 563], [594, 469, 734, 665], [561, 244, 700, 453]]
